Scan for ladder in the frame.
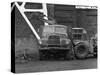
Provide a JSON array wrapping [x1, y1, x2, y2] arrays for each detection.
[[11, 2, 49, 41]]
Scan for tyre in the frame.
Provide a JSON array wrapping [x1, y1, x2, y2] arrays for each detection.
[[74, 43, 89, 59], [65, 50, 74, 60], [39, 49, 49, 60], [39, 50, 45, 60]]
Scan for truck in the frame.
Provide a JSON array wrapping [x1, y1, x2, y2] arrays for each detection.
[[38, 25, 74, 60]]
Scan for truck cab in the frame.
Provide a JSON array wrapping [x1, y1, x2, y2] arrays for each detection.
[[39, 25, 73, 60]]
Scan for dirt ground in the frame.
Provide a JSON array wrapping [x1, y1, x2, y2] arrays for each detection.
[[15, 58, 97, 73]]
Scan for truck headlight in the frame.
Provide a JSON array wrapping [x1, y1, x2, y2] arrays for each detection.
[[39, 40, 42, 44], [65, 39, 70, 44], [39, 39, 47, 47]]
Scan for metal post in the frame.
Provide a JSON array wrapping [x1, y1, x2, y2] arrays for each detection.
[[42, 3, 48, 25]]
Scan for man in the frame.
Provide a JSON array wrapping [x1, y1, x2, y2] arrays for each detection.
[[37, 12, 57, 25]]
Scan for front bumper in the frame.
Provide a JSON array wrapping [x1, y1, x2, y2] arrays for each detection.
[[39, 46, 71, 50]]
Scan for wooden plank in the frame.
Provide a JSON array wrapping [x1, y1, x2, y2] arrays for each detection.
[[47, 4, 55, 18], [55, 5, 75, 11], [25, 2, 42, 9], [87, 16, 97, 23], [87, 9, 97, 15], [58, 23, 73, 26], [55, 17, 73, 23], [55, 11, 73, 17]]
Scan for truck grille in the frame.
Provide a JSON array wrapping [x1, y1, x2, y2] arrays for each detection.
[[48, 35, 60, 46]]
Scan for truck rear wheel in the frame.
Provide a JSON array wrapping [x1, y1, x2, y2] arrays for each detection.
[[74, 43, 89, 59], [39, 50, 48, 60], [64, 50, 74, 60]]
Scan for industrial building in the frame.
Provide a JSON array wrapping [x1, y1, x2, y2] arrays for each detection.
[[12, 2, 97, 39]]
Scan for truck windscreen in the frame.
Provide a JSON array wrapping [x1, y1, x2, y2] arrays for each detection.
[[43, 26, 55, 33], [43, 26, 66, 34], [55, 27, 66, 34]]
